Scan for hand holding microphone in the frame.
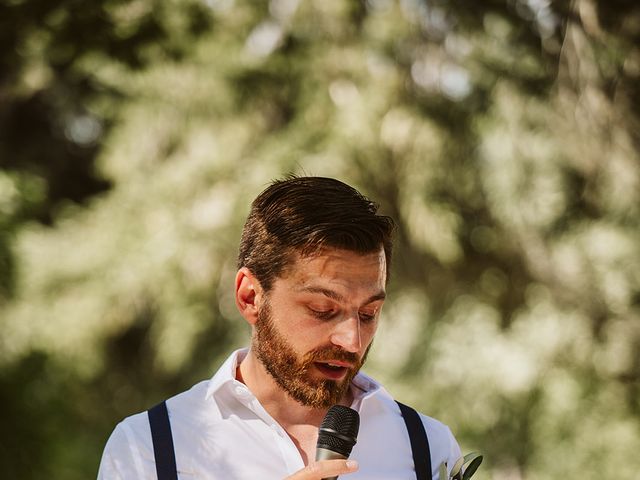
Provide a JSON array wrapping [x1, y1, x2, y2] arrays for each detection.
[[286, 405, 360, 480]]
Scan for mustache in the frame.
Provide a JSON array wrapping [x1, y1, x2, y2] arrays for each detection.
[[302, 346, 360, 366]]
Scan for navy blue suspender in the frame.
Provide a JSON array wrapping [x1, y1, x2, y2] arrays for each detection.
[[147, 402, 178, 480], [147, 400, 432, 480], [396, 400, 432, 480]]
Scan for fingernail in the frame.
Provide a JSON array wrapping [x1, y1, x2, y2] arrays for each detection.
[[346, 460, 358, 470]]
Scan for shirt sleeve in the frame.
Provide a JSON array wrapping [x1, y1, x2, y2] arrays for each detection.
[[441, 425, 463, 479], [97, 422, 146, 480], [419, 415, 463, 480]]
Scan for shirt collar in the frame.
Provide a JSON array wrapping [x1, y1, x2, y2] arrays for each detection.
[[350, 369, 382, 402], [205, 347, 383, 402], [205, 348, 247, 400]]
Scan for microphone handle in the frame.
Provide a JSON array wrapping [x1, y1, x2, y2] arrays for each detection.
[[315, 447, 348, 480]]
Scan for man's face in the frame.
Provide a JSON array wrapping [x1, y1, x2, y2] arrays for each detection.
[[252, 247, 387, 408]]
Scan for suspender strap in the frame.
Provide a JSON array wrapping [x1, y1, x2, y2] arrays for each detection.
[[147, 398, 431, 480], [396, 401, 432, 480], [148, 401, 178, 480]]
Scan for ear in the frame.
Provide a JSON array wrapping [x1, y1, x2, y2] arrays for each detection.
[[235, 267, 263, 326]]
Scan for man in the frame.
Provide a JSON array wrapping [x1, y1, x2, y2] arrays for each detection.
[[98, 176, 462, 479]]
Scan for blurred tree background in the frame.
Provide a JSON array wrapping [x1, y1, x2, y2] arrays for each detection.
[[1, 0, 639, 478]]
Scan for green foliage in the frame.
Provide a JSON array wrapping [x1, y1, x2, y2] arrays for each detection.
[[440, 452, 483, 480], [1, 0, 639, 478]]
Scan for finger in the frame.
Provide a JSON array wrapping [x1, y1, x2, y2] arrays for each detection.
[[285, 459, 359, 480]]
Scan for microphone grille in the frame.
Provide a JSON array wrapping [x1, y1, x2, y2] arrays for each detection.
[[317, 405, 360, 457]]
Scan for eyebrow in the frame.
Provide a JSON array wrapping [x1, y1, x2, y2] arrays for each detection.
[[296, 286, 386, 305]]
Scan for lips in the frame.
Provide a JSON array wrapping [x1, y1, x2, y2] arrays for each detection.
[[314, 361, 353, 380]]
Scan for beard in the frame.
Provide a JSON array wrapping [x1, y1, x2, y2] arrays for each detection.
[[252, 300, 370, 409]]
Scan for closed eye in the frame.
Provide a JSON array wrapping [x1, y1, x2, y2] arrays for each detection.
[[309, 308, 338, 320], [358, 311, 377, 323]]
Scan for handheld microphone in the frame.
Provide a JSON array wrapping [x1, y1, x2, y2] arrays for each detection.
[[315, 405, 360, 480]]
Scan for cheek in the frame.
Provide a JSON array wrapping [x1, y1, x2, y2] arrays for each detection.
[[281, 312, 333, 346]]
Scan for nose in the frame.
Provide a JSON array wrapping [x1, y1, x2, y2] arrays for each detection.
[[329, 314, 361, 353]]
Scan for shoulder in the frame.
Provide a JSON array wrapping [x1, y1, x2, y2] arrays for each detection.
[[98, 380, 211, 479], [366, 387, 462, 473], [351, 384, 462, 479], [381, 392, 460, 454], [98, 413, 151, 479], [124, 379, 211, 433]]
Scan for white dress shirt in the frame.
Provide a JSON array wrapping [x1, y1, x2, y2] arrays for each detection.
[[98, 349, 461, 479]]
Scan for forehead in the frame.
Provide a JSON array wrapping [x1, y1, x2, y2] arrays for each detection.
[[280, 247, 387, 294]]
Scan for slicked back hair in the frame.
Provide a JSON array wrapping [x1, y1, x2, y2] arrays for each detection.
[[238, 176, 395, 292]]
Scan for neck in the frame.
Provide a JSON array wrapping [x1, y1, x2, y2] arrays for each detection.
[[237, 349, 354, 465], [237, 349, 353, 427]]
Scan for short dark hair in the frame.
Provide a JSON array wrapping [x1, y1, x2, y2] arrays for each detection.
[[238, 176, 395, 291]]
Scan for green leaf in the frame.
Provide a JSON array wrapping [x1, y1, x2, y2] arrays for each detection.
[[463, 452, 483, 464], [451, 456, 465, 478], [462, 454, 483, 480]]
